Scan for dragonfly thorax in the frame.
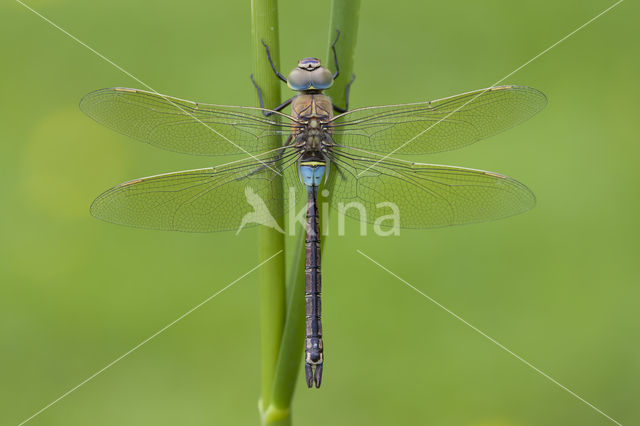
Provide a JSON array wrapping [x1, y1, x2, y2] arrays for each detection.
[[291, 93, 334, 165], [291, 93, 333, 121], [294, 125, 330, 153]]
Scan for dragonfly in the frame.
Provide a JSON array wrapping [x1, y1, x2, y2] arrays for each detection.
[[80, 32, 546, 388]]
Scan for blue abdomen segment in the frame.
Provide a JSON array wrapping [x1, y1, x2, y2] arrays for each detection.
[[299, 162, 326, 191]]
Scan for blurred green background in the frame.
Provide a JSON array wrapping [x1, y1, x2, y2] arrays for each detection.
[[1, 0, 638, 424]]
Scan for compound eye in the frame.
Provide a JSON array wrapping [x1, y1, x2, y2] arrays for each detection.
[[287, 68, 312, 90], [310, 67, 333, 89]]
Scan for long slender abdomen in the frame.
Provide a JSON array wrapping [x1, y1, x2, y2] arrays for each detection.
[[304, 185, 323, 388]]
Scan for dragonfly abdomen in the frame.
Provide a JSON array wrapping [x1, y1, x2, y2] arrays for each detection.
[[300, 164, 325, 388]]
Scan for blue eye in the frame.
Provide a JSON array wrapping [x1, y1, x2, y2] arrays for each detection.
[[287, 67, 333, 91], [310, 68, 333, 89], [287, 68, 312, 90]]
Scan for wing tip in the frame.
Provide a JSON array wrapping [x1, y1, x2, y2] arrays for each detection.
[[491, 84, 548, 109]]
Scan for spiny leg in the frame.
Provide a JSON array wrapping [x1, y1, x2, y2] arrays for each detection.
[[251, 39, 290, 117], [249, 74, 293, 117], [331, 29, 341, 80], [241, 135, 295, 179], [328, 29, 355, 113], [332, 74, 356, 114], [260, 39, 287, 83]]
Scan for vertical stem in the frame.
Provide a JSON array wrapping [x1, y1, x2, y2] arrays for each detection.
[[265, 229, 305, 425], [320, 0, 361, 309], [251, 0, 286, 418], [322, 0, 361, 233], [253, 1, 360, 423], [266, 0, 362, 421], [325, 0, 361, 110]]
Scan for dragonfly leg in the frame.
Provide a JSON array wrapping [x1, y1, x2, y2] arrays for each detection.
[[270, 97, 293, 114], [331, 29, 341, 79], [240, 135, 295, 180], [250, 74, 293, 116], [260, 39, 288, 83], [332, 74, 356, 113]]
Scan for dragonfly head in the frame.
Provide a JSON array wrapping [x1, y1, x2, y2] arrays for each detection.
[[288, 58, 334, 91]]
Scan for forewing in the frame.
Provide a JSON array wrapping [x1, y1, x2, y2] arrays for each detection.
[[326, 148, 535, 229], [80, 88, 295, 156], [91, 150, 302, 232], [329, 86, 546, 155]]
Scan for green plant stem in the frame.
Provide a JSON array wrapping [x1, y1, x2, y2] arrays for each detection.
[[254, 1, 360, 424], [263, 229, 305, 425], [252, 0, 286, 418], [322, 0, 360, 255], [325, 0, 361, 110], [321, 0, 360, 251], [263, 1, 361, 424]]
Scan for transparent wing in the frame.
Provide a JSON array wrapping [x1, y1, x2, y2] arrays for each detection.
[[329, 85, 546, 155], [325, 147, 535, 229], [80, 88, 297, 156], [91, 149, 303, 232]]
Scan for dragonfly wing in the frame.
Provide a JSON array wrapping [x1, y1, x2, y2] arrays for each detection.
[[80, 88, 295, 156], [326, 147, 535, 229], [91, 150, 302, 232], [329, 85, 546, 155]]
